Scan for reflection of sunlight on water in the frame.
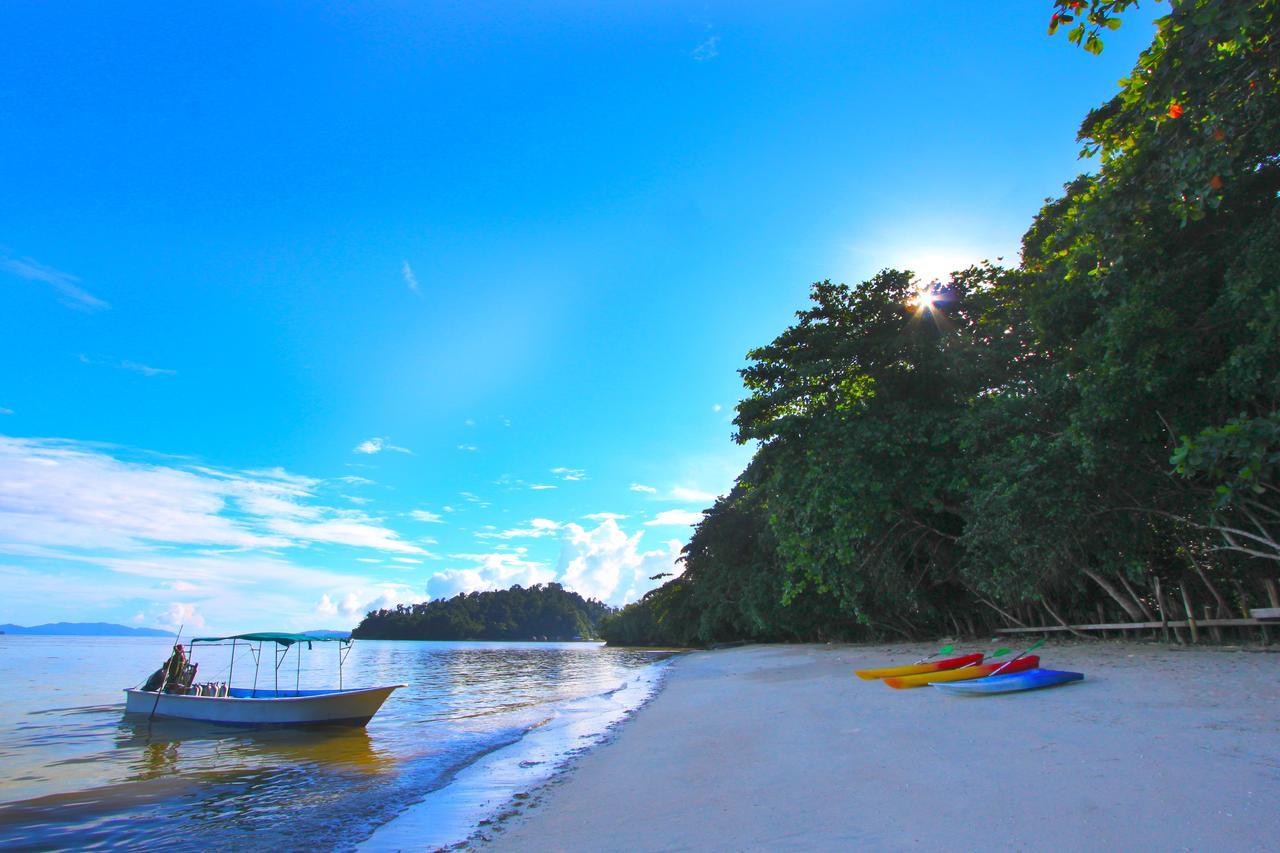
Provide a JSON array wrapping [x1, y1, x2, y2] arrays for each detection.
[[0, 637, 673, 850]]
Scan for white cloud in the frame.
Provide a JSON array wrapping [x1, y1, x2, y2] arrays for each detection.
[[343, 495, 371, 505], [316, 594, 338, 617], [691, 35, 720, 61], [402, 260, 421, 295], [551, 467, 586, 481], [457, 444, 478, 452], [529, 484, 556, 491], [427, 550, 557, 599], [393, 557, 423, 565], [583, 512, 627, 521], [1, 254, 109, 311], [410, 509, 445, 524], [353, 437, 412, 455], [645, 509, 705, 527], [336, 475, 374, 485], [712, 403, 723, 412], [356, 558, 382, 564], [629, 483, 657, 494], [555, 519, 683, 605], [158, 602, 206, 630], [670, 486, 717, 504]]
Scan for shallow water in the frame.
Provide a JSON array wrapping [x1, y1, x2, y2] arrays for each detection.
[[0, 635, 672, 850]]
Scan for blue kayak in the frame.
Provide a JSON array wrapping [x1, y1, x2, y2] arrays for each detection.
[[931, 668, 1084, 695]]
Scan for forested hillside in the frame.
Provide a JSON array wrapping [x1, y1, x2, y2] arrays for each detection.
[[353, 583, 613, 641], [602, 1, 1280, 646]]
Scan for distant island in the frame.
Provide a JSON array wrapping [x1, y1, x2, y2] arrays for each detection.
[[0, 622, 174, 637], [352, 583, 612, 641]]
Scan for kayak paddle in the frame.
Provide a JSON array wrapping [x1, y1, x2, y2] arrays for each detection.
[[990, 638, 1045, 676], [913, 644, 954, 664], [957, 646, 1009, 669]]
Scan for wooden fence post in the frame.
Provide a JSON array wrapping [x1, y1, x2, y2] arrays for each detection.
[[1204, 605, 1222, 644], [1181, 585, 1199, 644]]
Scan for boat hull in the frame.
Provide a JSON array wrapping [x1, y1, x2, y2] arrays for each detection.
[[855, 652, 984, 680], [124, 685, 405, 727], [932, 668, 1084, 695]]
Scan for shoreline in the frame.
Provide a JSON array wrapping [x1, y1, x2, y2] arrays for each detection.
[[473, 641, 1280, 851], [359, 653, 680, 852]]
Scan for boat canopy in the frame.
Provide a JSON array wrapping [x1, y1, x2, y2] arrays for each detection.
[[191, 632, 351, 646]]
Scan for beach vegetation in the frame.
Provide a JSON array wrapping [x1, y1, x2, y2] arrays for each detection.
[[603, 0, 1280, 646]]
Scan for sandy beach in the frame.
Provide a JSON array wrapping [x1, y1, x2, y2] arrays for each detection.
[[477, 642, 1280, 852]]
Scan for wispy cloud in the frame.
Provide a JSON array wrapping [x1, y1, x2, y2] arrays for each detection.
[[0, 435, 426, 555], [670, 486, 716, 503], [645, 509, 705, 527], [1, 254, 109, 311], [409, 509, 445, 524], [78, 354, 175, 376], [457, 444, 478, 452], [583, 512, 627, 521], [529, 484, 557, 491], [551, 467, 586, 482], [630, 483, 657, 494], [712, 403, 723, 412], [476, 518, 561, 540], [402, 260, 421, 295], [691, 35, 720, 62], [0, 408, 12, 416], [353, 437, 413, 455]]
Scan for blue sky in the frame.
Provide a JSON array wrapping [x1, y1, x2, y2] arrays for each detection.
[[1, 2, 1160, 633]]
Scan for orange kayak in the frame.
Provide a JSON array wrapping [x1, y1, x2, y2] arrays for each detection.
[[855, 652, 984, 680], [884, 655, 1040, 689]]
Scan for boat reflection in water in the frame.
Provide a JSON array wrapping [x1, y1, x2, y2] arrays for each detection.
[[114, 716, 394, 782]]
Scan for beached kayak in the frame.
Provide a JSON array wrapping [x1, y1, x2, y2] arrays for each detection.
[[931, 668, 1084, 696], [854, 652, 984, 680], [883, 655, 1040, 689]]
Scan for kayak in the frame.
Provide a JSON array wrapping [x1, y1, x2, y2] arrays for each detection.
[[883, 655, 1040, 689], [855, 652, 984, 680], [932, 668, 1084, 696]]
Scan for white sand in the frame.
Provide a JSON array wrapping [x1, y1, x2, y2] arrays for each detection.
[[479, 642, 1280, 852]]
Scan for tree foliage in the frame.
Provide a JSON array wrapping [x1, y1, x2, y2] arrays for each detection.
[[353, 583, 612, 641], [603, 0, 1279, 646]]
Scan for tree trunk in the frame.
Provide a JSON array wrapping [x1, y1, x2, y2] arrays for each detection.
[[1082, 566, 1146, 621]]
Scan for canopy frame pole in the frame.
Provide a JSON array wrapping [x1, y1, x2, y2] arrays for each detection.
[[252, 641, 262, 698], [227, 639, 236, 694]]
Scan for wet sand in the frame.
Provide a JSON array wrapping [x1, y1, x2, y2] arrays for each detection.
[[477, 642, 1280, 851]]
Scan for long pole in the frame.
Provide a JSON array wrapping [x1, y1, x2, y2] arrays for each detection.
[[148, 624, 184, 722]]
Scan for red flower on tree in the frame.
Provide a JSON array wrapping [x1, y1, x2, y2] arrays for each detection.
[[1167, 102, 1184, 118]]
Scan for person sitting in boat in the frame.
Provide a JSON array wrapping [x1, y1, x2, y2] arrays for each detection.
[[142, 644, 198, 693]]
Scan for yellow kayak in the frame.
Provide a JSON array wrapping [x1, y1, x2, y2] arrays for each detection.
[[854, 653, 983, 680], [883, 655, 1040, 689]]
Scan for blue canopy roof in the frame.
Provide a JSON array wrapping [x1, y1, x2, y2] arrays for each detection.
[[191, 632, 351, 646]]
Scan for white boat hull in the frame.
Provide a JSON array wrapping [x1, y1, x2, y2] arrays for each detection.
[[124, 685, 406, 727]]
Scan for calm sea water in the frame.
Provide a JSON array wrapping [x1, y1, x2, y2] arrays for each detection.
[[0, 635, 673, 851]]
